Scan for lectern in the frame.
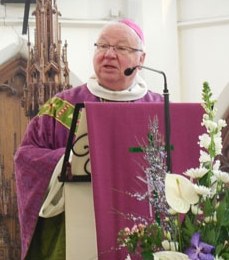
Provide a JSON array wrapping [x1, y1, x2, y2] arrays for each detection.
[[60, 102, 204, 260]]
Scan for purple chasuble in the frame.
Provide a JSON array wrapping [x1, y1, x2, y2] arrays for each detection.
[[14, 84, 163, 259]]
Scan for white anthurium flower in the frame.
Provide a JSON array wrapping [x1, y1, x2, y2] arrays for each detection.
[[194, 184, 211, 198], [191, 204, 203, 215], [168, 208, 178, 215], [199, 150, 211, 163], [213, 170, 229, 183], [185, 167, 208, 179], [154, 251, 189, 260], [199, 133, 211, 149], [165, 174, 199, 213]]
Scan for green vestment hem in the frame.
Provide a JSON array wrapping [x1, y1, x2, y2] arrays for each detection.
[[25, 212, 65, 260]]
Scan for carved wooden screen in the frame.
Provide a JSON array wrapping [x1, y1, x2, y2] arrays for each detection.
[[0, 56, 28, 259]]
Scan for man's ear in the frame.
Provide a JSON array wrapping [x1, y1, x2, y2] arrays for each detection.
[[139, 52, 146, 66]]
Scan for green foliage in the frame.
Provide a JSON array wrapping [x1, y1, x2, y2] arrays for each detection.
[[180, 82, 229, 258], [117, 223, 163, 259], [117, 82, 229, 259]]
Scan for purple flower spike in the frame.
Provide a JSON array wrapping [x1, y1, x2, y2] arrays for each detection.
[[185, 232, 215, 260]]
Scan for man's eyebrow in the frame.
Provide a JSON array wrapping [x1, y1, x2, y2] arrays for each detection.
[[98, 41, 131, 46]]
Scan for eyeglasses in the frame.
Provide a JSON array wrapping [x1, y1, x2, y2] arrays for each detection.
[[94, 43, 143, 55]]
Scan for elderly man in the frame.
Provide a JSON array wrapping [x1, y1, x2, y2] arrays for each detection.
[[15, 19, 163, 259]]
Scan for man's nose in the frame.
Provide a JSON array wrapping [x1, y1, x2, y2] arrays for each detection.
[[104, 46, 117, 57]]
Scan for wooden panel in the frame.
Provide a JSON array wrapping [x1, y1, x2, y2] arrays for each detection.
[[0, 56, 27, 86], [0, 69, 28, 259]]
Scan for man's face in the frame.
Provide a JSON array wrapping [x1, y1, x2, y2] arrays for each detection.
[[93, 24, 145, 91]]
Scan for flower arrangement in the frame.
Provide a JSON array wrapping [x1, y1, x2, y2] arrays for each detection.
[[117, 82, 229, 260]]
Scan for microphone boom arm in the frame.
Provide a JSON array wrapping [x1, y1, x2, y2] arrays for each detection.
[[139, 65, 171, 172], [140, 66, 168, 93]]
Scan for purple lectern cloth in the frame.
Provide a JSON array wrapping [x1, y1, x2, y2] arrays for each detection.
[[85, 102, 204, 259]]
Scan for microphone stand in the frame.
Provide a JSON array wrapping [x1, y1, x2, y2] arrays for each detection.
[[140, 66, 172, 172]]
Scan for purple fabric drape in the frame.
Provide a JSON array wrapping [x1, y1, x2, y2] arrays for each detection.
[[85, 102, 204, 259], [14, 115, 68, 259]]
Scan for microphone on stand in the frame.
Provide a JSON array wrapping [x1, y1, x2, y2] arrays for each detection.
[[124, 67, 137, 76], [124, 65, 172, 172]]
